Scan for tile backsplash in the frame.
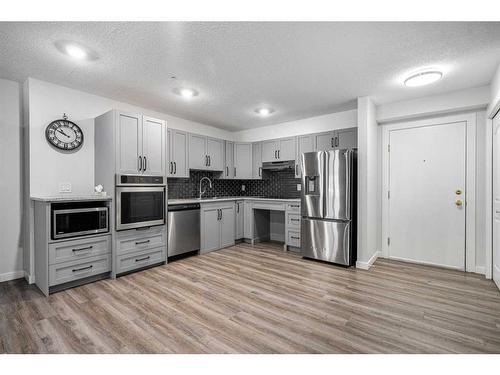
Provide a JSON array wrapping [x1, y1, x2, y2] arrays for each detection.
[[167, 169, 301, 199]]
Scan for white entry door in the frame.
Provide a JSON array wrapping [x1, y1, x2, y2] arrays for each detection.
[[493, 114, 500, 289], [388, 121, 466, 270]]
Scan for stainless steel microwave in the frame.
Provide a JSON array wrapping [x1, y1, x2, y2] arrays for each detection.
[[52, 207, 109, 240]]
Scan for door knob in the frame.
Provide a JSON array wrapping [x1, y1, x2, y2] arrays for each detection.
[[455, 199, 463, 207], [455, 189, 462, 195]]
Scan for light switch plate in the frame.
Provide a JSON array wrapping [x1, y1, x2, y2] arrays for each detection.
[[241, 184, 246, 192], [297, 184, 301, 191], [59, 182, 72, 193]]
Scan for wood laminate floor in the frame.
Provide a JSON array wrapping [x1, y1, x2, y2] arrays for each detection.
[[1, 242, 500, 354]]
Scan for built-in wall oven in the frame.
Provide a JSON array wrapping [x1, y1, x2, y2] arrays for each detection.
[[115, 175, 166, 231]]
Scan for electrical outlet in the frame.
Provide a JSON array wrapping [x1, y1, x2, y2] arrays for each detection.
[[297, 184, 302, 191], [59, 182, 72, 193], [241, 184, 246, 192]]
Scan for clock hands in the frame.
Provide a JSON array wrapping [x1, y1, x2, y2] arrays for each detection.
[[57, 128, 71, 138]]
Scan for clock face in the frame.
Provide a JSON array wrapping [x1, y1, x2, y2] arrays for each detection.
[[45, 119, 84, 151]]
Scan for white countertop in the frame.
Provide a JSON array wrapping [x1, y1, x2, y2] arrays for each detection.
[[168, 196, 300, 205], [31, 195, 112, 202]]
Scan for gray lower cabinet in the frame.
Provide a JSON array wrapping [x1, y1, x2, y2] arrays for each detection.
[[235, 200, 244, 240], [252, 142, 263, 179], [234, 142, 253, 179], [243, 201, 253, 239], [201, 202, 235, 253], [285, 202, 301, 250], [114, 225, 166, 275]]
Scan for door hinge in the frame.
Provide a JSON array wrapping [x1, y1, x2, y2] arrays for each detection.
[[387, 237, 390, 246]]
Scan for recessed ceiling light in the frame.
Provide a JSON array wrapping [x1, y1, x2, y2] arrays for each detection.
[[404, 71, 443, 87], [55, 40, 97, 61], [255, 107, 275, 116], [173, 87, 199, 98]]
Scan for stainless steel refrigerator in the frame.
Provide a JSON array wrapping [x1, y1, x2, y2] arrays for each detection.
[[300, 149, 357, 266]]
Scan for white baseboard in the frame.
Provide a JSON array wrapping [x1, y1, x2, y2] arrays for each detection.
[[475, 266, 486, 275], [24, 270, 35, 284], [0, 270, 25, 283], [356, 250, 381, 270]]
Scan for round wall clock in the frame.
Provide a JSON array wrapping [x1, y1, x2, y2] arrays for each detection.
[[45, 113, 84, 151]]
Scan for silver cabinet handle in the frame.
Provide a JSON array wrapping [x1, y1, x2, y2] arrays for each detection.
[[143, 156, 147, 171], [234, 166, 236, 176], [72, 246, 93, 252], [259, 167, 262, 177], [209, 155, 211, 166], [135, 239, 151, 245], [174, 161, 177, 174], [295, 164, 298, 175], [72, 265, 93, 272], [237, 203, 239, 213], [331, 138, 334, 148], [226, 166, 229, 176], [135, 256, 150, 262], [169, 161, 172, 174], [138, 156, 142, 171], [291, 218, 300, 222], [290, 204, 299, 208], [278, 150, 280, 159], [291, 236, 300, 240]]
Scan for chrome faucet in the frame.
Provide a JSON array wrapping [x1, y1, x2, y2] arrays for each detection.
[[199, 176, 212, 199]]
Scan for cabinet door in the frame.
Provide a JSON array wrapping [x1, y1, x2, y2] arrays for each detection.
[[171, 130, 189, 178], [166, 128, 173, 177], [116, 112, 142, 174], [142, 116, 166, 176], [252, 142, 263, 179], [201, 207, 220, 253], [235, 201, 244, 239], [243, 201, 253, 239], [278, 137, 296, 161], [262, 140, 279, 162], [223, 141, 234, 179], [234, 142, 253, 179], [207, 137, 224, 171], [315, 131, 336, 151], [296, 135, 314, 177], [336, 127, 358, 149], [220, 205, 235, 248], [189, 133, 207, 170]]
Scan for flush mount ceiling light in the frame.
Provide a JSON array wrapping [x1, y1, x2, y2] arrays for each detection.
[[404, 70, 443, 87], [255, 107, 275, 116], [55, 40, 98, 61], [173, 87, 199, 98]]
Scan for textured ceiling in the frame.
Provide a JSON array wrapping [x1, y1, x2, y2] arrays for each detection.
[[1, 22, 500, 130]]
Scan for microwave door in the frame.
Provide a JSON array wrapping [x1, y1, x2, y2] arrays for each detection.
[[325, 149, 351, 220], [301, 151, 325, 218]]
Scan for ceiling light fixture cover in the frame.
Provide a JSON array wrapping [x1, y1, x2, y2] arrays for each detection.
[[173, 87, 199, 98], [404, 70, 443, 87], [255, 107, 275, 116], [55, 40, 98, 61]]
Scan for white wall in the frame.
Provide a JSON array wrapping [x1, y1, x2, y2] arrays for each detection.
[[0, 79, 24, 281], [233, 109, 357, 142], [356, 97, 379, 269], [27, 78, 233, 197]]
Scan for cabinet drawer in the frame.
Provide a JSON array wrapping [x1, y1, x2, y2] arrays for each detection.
[[287, 231, 301, 248], [252, 201, 285, 211], [49, 235, 111, 265], [286, 203, 301, 212], [286, 213, 301, 229], [116, 247, 165, 275], [116, 228, 166, 255], [49, 255, 111, 286]]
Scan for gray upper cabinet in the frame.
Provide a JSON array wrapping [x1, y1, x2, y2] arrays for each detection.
[[223, 141, 234, 179], [207, 137, 224, 171], [116, 112, 166, 176], [188, 134, 224, 171], [315, 128, 358, 151], [234, 142, 253, 179], [167, 128, 189, 178], [142, 116, 166, 176], [252, 142, 263, 179], [261, 137, 296, 162], [116, 112, 142, 174], [295, 134, 314, 178], [337, 127, 358, 149]]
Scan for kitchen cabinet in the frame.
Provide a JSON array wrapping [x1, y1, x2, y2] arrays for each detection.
[[243, 201, 253, 239], [115, 112, 166, 176], [315, 127, 358, 151], [252, 142, 263, 179], [188, 134, 224, 171], [234, 142, 253, 179], [201, 202, 235, 253], [223, 141, 234, 179], [167, 128, 189, 178], [295, 134, 314, 178], [235, 200, 244, 240], [262, 137, 296, 162]]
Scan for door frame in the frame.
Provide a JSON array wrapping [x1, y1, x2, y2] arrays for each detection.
[[381, 113, 477, 272]]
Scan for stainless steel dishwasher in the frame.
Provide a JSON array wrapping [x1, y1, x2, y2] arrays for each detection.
[[167, 203, 200, 257]]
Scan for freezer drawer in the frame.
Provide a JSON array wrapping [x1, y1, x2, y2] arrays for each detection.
[[301, 218, 353, 266]]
